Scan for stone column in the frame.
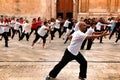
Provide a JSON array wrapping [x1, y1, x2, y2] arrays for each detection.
[[73, 0, 77, 19], [110, 0, 117, 12]]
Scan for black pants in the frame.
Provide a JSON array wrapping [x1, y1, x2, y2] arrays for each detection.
[[2, 32, 9, 47], [19, 25, 23, 34], [61, 27, 67, 36], [11, 30, 21, 39], [81, 39, 87, 50], [50, 31, 54, 40], [86, 39, 93, 50], [49, 49, 87, 78], [115, 33, 120, 43], [19, 32, 29, 41], [53, 28, 62, 38], [29, 28, 37, 37], [81, 39, 93, 50], [33, 33, 46, 44]]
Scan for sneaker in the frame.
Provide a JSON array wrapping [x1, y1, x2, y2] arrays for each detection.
[[79, 77, 86, 80], [45, 76, 54, 80], [114, 42, 117, 45], [31, 46, 34, 49]]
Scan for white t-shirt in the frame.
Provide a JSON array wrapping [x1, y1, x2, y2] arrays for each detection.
[[68, 30, 87, 56], [63, 20, 71, 27], [95, 22, 102, 31], [74, 21, 80, 31], [54, 19, 61, 29], [0, 22, 4, 34], [2, 22, 10, 32], [85, 27, 94, 35], [49, 22, 55, 31], [37, 25, 47, 37], [22, 23, 30, 33], [10, 20, 16, 28], [14, 21, 21, 30]]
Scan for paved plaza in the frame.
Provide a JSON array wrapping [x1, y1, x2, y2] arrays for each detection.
[[0, 34, 120, 80]]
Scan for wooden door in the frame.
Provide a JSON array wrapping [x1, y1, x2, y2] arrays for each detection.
[[57, 0, 73, 19]]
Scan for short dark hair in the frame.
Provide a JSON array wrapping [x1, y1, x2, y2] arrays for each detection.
[[44, 21, 48, 25]]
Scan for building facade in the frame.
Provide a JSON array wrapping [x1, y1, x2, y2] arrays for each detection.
[[0, 0, 120, 20]]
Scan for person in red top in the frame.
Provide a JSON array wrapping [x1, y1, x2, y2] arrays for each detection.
[[35, 17, 43, 32], [28, 18, 38, 40], [37, 17, 43, 27]]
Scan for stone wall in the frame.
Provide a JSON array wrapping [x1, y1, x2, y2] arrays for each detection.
[[0, 0, 120, 20], [78, 0, 120, 19], [0, 0, 53, 20]]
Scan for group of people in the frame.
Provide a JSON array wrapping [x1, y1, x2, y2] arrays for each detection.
[[0, 16, 44, 47], [0, 15, 76, 48], [0, 15, 120, 80]]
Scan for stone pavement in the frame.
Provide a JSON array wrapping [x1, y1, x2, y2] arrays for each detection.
[[0, 35, 120, 80]]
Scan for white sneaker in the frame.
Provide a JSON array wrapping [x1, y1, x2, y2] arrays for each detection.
[[45, 76, 55, 80], [31, 46, 34, 49], [114, 42, 117, 45]]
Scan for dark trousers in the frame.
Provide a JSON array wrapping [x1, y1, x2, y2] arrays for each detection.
[[49, 49, 87, 78], [19, 25, 23, 34], [19, 32, 29, 41], [100, 36, 103, 43], [81, 39, 87, 50], [11, 30, 21, 39], [2, 32, 9, 47], [115, 33, 120, 43], [50, 31, 54, 40], [86, 39, 93, 50], [11, 27, 14, 37], [29, 28, 37, 37], [53, 28, 61, 39], [61, 27, 67, 36], [81, 39, 93, 50], [33, 33, 46, 44]]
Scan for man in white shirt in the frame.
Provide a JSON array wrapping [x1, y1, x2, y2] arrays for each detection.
[[45, 22, 108, 80], [31, 21, 50, 48], [81, 20, 103, 50], [52, 17, 63, 39]]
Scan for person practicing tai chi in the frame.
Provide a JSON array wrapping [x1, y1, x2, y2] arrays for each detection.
[[31, 21, 50, 48], [45, 22, 108, 80]]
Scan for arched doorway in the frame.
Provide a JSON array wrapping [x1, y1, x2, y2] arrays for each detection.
[[57, 0, 73, 19]]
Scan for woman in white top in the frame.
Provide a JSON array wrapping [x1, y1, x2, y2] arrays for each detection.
[[61, 18, 71, 36], [32, 21, 50, 48], [11, 19, 21, 39], [10, 17, 16, 37], [0, 19, 9, 47], [52, 17, 63, 39], [48, 18, 55, 40], [45, 22, 108, 80], [19, 20, 30, 41]]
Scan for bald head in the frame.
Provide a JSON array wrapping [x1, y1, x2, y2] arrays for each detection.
[[78, 22, 87, 32]]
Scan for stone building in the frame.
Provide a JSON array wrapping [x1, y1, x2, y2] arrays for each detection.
[[0, 0, 120, 20]]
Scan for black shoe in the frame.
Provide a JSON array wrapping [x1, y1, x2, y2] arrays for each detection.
[[86, 49, 90, 50], [26, 39, 29, 41], [5, 45, 8, 47], [45, 76, 54, 80]]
